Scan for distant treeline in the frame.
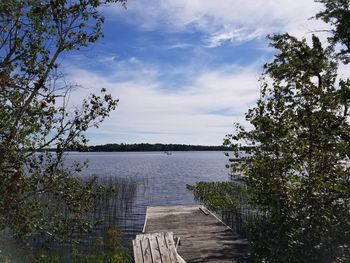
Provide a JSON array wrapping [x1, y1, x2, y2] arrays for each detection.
[[81, 143, 232, 152]]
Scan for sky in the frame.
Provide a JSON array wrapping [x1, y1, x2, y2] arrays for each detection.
[[64, 0, 328, 146]]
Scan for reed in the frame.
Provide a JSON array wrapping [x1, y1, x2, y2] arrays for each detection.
[[188, 181, 261, 239], [29, 176, 139, 261]]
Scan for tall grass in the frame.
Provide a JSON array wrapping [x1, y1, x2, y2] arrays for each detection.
[[28, 176, 140, 262], [188, 181, 260, 238]]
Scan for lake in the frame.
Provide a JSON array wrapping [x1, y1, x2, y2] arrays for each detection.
[[65, 151, 230, 240]]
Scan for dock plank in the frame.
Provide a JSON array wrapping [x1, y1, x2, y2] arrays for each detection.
[[143, 205, 249, 263], [133, 239, 144, 263], [164, 232, 179, 263], [140, 236, 153, 263], [133, 232, 182, 263], [157, 233, 172, 263], [149, 235, 162, 262]]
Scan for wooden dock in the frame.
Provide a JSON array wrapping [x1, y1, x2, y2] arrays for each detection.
[[142, 205, 249, 263]]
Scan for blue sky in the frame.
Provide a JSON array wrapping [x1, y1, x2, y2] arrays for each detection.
[[65, 0, 327, 145]]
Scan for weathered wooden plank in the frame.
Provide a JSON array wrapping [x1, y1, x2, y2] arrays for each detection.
[[140, 235, 153, 263], [134, 232, 180, 263], [143, 205, 249, 263], [174, 236, 180, 249], [136, 233, 151, 241], [148, 234, 162, 263], [164, 232, 179, 263], [132, 239, 144, 263], [199, 206, 210, 215], [156, 233, 172, 263]]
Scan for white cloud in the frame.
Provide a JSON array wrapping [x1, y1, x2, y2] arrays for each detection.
[[205, 28, 265, 48], [66, 63, 261, 145], [166, 43, 193, 50], [65, 0, 334, 145], [107, 0, 327, 46]]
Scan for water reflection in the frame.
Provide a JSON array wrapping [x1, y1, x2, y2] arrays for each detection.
[[65, 151, 230, 240], [27, 151, 230, 259]]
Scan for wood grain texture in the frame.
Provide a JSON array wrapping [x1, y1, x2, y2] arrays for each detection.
[[143, 205, 249, 263], [133, 232, 181, 263], [157, 233, 172, 263], [133, 239, 144, 263], [149, 234, 162, 262], [140, 236, 153, 263]]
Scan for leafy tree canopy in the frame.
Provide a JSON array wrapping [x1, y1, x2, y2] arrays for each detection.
[[83, 143, 231, 152], [225, 33, 350, 262], [0, 0, 125, 250], [316, 0, 350, 61]]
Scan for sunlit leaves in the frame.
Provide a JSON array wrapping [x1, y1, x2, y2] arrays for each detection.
[[0, 0, 124, 248], [226, 34, 350, 262]]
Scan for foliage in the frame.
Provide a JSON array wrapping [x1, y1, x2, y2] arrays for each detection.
[[86, 143, 231, 152], [315, 0, 350, 61], [224, 34, 350, 262], [0, 0, 126, 252], [34, 228, 133, 263], [187, 182, 248, 211]]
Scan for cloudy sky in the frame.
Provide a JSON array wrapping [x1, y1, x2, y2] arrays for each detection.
[[65, 0, 328, 146]]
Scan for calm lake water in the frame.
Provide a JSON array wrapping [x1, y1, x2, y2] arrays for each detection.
[[65, 151, 230, 240]]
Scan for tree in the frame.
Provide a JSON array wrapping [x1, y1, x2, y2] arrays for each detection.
[[0, 0, 126, 250], [315, 0, 350, 62], [315, 0, 350, 116], [225, 34, 350, 262]]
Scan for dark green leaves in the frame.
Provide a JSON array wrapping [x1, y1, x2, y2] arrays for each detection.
[[226, 34, 350, 262], [315, 0, 350, 62], [0, 0, 124, 252]]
